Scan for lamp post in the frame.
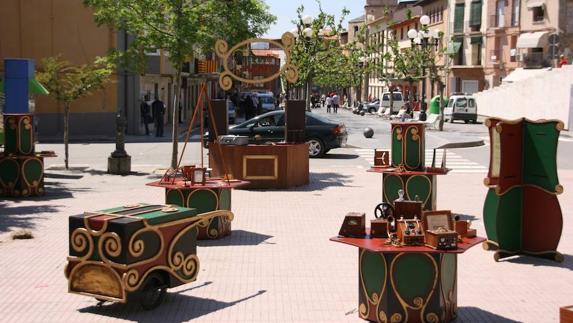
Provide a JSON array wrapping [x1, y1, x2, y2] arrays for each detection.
[[292, 15, 334, 111], [407, 15, 439, 121]]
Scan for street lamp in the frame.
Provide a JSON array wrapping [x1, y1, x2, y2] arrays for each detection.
[[407, 15, 439, 121]]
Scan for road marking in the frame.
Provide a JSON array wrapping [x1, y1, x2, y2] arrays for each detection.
[[355, 148, 488, 174], [481, 135, 573, 143]]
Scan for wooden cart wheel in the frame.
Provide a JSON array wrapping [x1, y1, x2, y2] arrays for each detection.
[[140, 273, 167, 310]]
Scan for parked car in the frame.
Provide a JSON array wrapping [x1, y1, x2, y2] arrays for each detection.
[[257, 93, 276, 112], [366, 99, 380, 113], [206, 111, 347, 157], [444, 94, 478, 123], [227, 98, 236, 124], [378, 91, 405, 115]]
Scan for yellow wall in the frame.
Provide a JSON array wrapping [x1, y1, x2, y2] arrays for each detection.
[[0, 0, 117, 114]]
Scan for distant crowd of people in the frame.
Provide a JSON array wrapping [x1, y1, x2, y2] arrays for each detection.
[[312, 92, 342, 113], [140, 94, 165, 137]]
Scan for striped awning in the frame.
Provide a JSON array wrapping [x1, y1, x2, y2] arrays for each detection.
[[516, 31, 549, 48]]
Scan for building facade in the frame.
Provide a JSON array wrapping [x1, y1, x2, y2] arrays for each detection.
[[0, 0, 124, 139], [447, 0, 487, 94]]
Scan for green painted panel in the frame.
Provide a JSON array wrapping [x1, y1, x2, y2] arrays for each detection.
[[405, 128, 422, 169], [496, 187, 523, 251], [100, 204, 197, 225], [406, 175, 432, 210], [393, 253, 436, 305], [188, 189, 218, 214], [440, 254, 456, 300], [18, 117, 33, 154], [392, 127, 403, 166], [219, 189, 231, 210], [523, 122, 559, 192], [384, 174, 404, 205], [166, 189, 185, 207], [483, 188, 499, 242], [361, 251, 386, 302], [0, 158, 20, 185], [22, 158, 42, 185], [4, 117, 17, 153]]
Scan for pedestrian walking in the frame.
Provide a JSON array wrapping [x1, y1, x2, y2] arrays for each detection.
[[326, 94, 332, 113], [320, 94, 326, 108], [140, 95, 152, 136], [152, 96, 165, 137], [332, 92, 340, 114]]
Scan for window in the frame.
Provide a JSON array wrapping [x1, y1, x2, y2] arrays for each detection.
[[469, 1, 482, 27], [454, 3, 465, 33], [468, 99, 476, 107], [455, 98, 468, 108], [511, 0, 520, 26], [496, 0, 506, 28], [532, 6, 544, 22]]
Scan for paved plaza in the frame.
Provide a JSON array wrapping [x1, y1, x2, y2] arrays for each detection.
[[1, 109, 572, 322]]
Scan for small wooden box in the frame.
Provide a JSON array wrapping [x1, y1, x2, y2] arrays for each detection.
[[396, 219, 424, 245], [561, 306, 573, 323], [425, 229, 458, 250], [370, 219, 389, 238], [395, 200, 423, 220], [339, 212, 366, 238], [374, 149, 390, 166], [454, 220, 469, 236]]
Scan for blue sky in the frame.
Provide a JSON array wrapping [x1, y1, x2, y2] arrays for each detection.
[[263, 0, 364, 39]]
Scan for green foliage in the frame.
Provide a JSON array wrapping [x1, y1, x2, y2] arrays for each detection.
[[290, 2, 354, 89], [84, 0, 276, 72], [36, 56, 114, 104]]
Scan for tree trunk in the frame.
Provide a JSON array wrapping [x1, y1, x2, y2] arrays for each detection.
[[305, 80, 311, 112], [170, 69, 182, 169], [389, 86, 394, 112], [64, 103, 70, 170], [438, 81, 445, 131]]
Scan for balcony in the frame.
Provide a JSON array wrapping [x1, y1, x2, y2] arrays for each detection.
[[522, 52, 551, 69]]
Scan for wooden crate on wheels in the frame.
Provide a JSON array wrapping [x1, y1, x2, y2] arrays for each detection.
[[65, 203, 233, 309]]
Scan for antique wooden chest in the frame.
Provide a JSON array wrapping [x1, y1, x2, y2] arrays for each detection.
[[65, 203, 233, 308]]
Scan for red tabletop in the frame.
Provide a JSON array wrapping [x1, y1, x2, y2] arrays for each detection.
[[330, 228, 485, 254], [367, 166, 450, 175], [147, 178, 250, 190]]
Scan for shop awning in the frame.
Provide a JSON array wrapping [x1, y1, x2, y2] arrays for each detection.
[[470, 36, 483, 44], [516, 31, 549, 48], [0, 78, 49, 95], [446, 42, 462, 55], [526, 0, 545, 8]]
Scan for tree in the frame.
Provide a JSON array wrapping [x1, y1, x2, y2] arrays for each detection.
[[36, 56, 113, 169], [84, 0, 276, 169], [290, 2, 349, 110]]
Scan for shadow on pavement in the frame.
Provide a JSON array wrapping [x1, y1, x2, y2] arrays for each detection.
[[82, 169, 152, 177], [0, 202, 60, 234], [503, 253, 573, 271], [457, 306, 520, 322], [321, 153, 360, 160], [197, 230, 273, 247], [78, 289, 266, 322], [453, 213, 480, 221], [246, 172, 355, 192]]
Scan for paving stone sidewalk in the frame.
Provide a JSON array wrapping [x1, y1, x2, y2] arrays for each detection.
[[0, 144, 572, 323]]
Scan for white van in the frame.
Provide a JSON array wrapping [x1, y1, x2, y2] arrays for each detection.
[[378, 91, 405, 115], [444, 94, 477, 124]]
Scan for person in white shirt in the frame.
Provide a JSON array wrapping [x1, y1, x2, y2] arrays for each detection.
[[332, 93, 340, 113], [325, 95, 333, 113]]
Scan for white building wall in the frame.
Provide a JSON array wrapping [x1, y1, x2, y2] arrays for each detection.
[[474, 65, 573, 130]]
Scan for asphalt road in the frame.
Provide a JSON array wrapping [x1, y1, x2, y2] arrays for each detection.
[[310, 107, 573, 171]]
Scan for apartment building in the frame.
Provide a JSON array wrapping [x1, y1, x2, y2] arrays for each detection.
[[484, 0, 521, 87], [447, 0, 487, 94], [516, 0, 573, 68], [0, 0, 204, 138]]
